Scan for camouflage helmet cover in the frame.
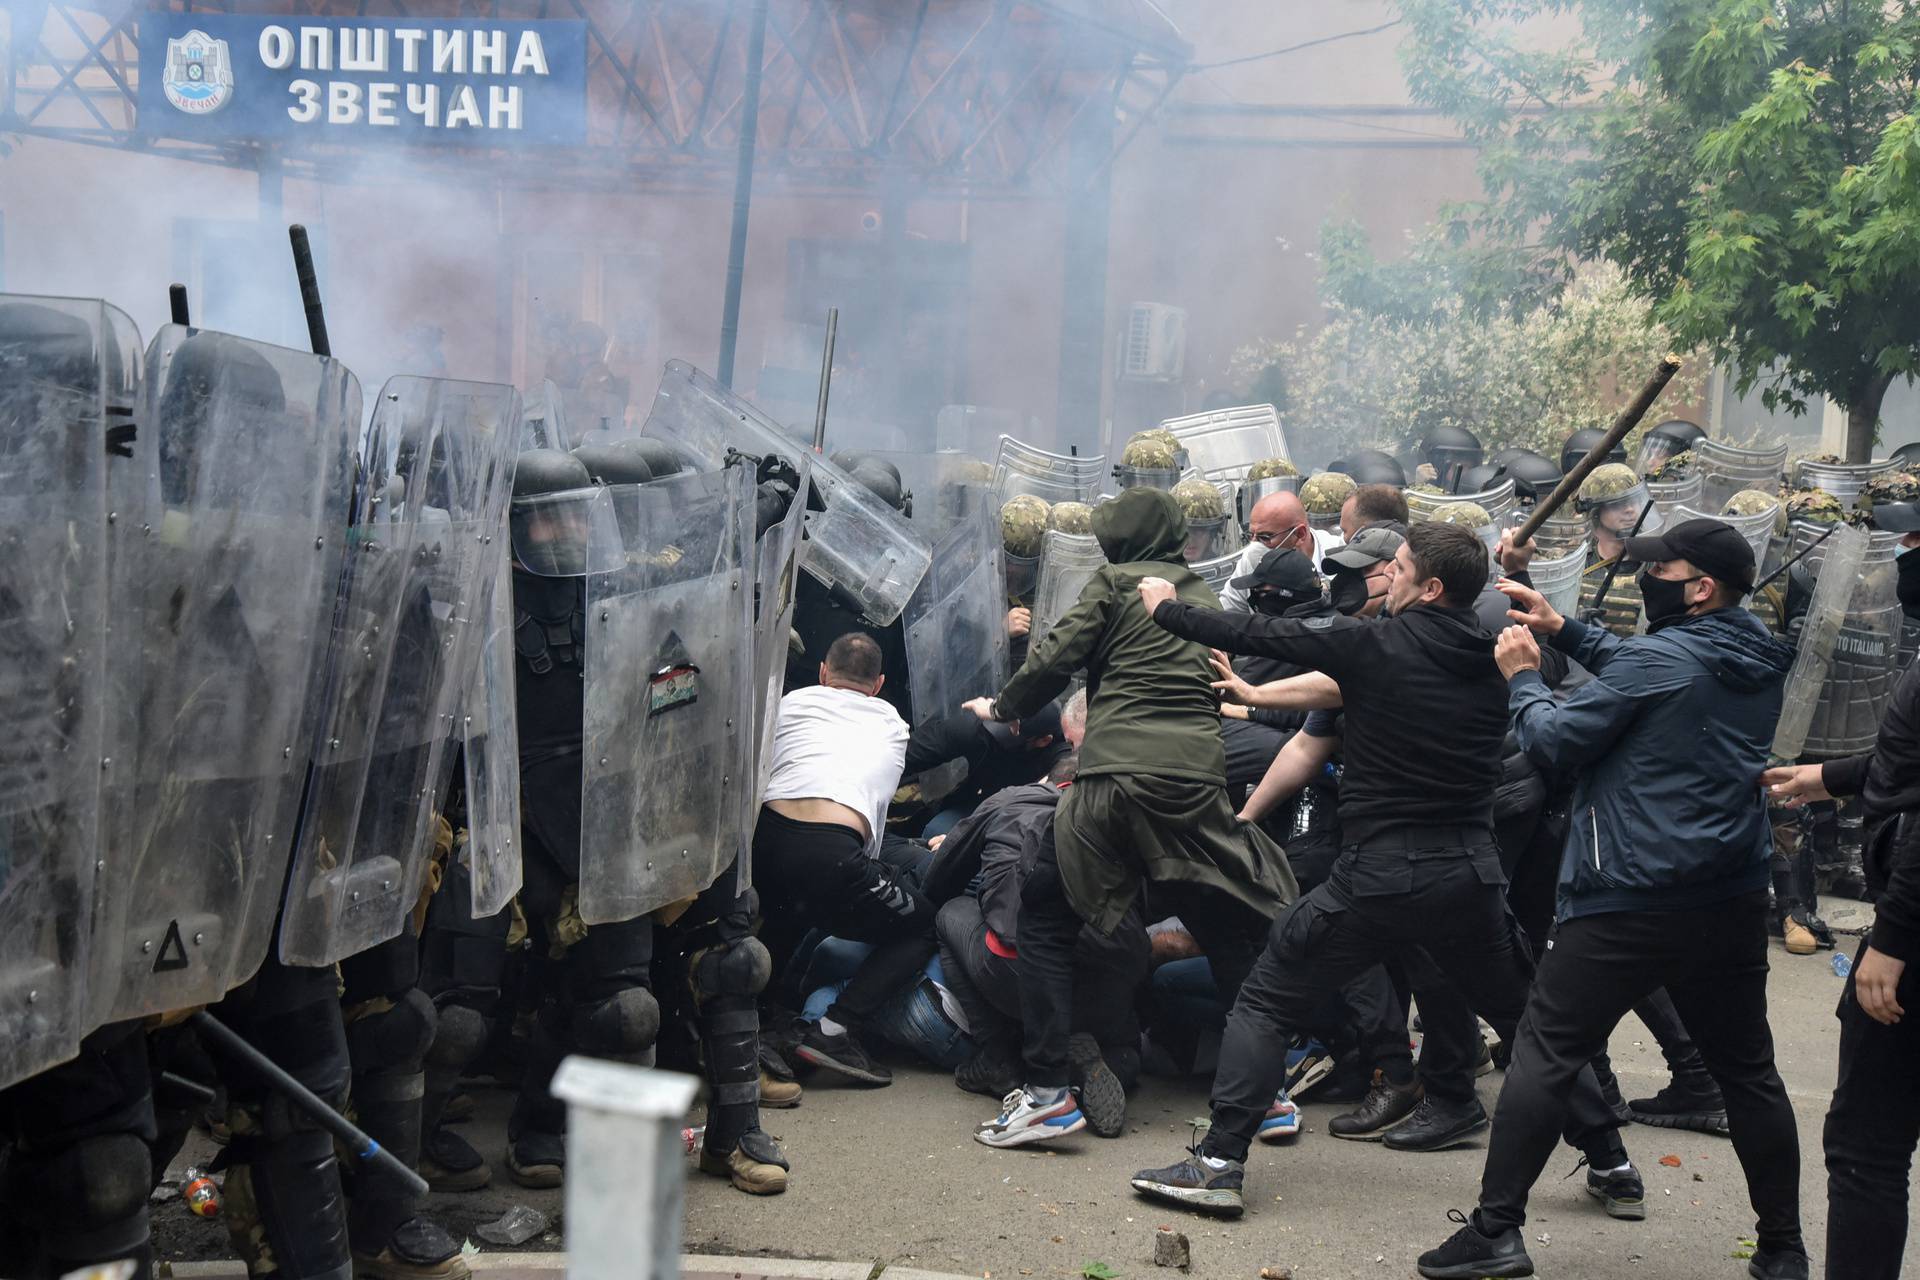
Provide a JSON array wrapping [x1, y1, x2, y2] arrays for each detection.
[[1000, 493, 1052, 557]]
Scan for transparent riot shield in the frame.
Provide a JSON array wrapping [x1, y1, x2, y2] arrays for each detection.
[[1773, 523, 1868, 762], [0, 296, 135, 1089], [278, 378, 520, 968], [1031, 531, 1109, 652], [463, 547, 523, 918], [1791, 524, 1905, 758], [580, 465, 755, 925], [641, 360, 930, 625], [88, 326, 360, 1030], [1698, 439, 1789, 514], [991, 436, 1107, 507], [741, 456, 814, 896], [1190, 552, 1241, 597], [904, 504, 1012, 729], [1163, 404, 1292, 483], [868, 451, 994, 544]]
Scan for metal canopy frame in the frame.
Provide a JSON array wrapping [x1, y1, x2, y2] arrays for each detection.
[[6, 0, 1188, 194]]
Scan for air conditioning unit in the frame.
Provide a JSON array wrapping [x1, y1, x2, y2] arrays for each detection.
[[1121, 302, 1187, 382]]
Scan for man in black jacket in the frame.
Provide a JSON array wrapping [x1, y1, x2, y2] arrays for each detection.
[[1218, 547, 1339, 798], [1763, 503, 1920, 1280], [1128, 521, 1622, 1219]]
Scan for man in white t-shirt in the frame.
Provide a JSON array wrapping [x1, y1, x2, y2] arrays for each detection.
[[753, 632, 918, 1084]]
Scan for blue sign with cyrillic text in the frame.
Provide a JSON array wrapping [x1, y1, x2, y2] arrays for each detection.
[[138, 14, 587, 146]]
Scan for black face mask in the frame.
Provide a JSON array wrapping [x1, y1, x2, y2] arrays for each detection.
[[1637, 568, 1702, 632], [1328, 570, 1371, 616], [1250, 589, 1291, 617], [1898, 546, 1920, 619]]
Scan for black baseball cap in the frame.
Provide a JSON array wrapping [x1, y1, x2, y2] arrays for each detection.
[[1625, 517, 1757, 591], [1229, 546, 1320, 603], [1871, 499, 1920, 533]]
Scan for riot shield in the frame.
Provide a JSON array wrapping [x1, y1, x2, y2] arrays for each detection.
[[1190, 551, 1241, 597], [868, 450, 994, 543], [741, 455, 814, 896], [1163, 404, 1292, 483], [580, 465, 755, 925], [1698, 439, 1789, 514], [88, 326, 359, 1030], [1791, 524, 1905, 758], [904, 503, 1011, 729], [991, 436, 1107, 507], [0, 296, 135, 1089], [1030, 530, 1109, 652], [278, 377, 520, 968], [641, 360, 930, 625], [463, 548, 523, 918], [1773, 523, 1868, 762]]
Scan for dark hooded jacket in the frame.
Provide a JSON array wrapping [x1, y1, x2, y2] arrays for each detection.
[[994, 488, 1225, 783], [1817, 657, 1920, 961], [1151, 592, 1511, 847], [1512, 609, 1795, 922]]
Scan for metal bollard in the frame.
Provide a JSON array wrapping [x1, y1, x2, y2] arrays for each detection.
[[551, 1056, 700, 1280]]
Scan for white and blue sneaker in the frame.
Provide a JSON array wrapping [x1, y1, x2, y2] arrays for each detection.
[[975, 1087, 1087, 1148], [1257, 1091, 1301, 1144]]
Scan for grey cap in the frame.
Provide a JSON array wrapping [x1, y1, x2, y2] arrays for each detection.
[[1321, 521, 1407, 572]]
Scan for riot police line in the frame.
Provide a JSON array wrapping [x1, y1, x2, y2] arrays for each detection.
[[4, 275, 1918, 1280]]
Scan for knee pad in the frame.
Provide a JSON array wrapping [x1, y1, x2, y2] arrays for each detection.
[[423, 1000, 489, 1073], [570, 986, 660, 1058], [33, 1132, 152, 1261], [689, 937, 771, 1005], [343, 988, 436, 1075]]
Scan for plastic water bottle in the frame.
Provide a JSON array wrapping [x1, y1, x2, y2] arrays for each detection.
[[1832, 952, 1852, 979], [181, 1167, 221, 1218]]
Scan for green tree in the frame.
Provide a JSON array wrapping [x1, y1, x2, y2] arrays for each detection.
[[1395, 0, 1920, 460]]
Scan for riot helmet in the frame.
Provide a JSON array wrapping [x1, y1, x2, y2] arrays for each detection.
[[1576, 462, 1659, 545], [1113, 431, 1181, 491], [509, 448, 599, 576], [1420, 424, 1483, 490], [1453, 462, 1508, 496], [571, 438, 655, 486], [1330, 449, 1406, 488], [848, 459, 907, 513], [1561, 427, 1626, 476], [1173, 477, 1237, 563], [1636, 418, 1706, 476], [1499, 449, 1562, 504]]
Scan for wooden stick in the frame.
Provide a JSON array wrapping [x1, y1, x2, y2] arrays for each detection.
[[1514, 354, 1684, 543]]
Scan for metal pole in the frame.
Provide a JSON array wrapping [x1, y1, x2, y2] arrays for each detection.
[[191, 1013, 428, 1197], [288, 225, 331, 358], [812, 307, 838, 452], [716, 0, 771, 389]]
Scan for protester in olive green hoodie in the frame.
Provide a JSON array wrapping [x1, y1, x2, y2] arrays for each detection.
[[965, 487, 1296, 1149]]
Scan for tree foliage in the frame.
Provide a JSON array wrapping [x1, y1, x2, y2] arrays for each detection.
[[1393, 0, 1920, 458]]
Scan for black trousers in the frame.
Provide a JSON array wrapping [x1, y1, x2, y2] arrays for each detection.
[[754, 809, 935, 1026], [1018, 823, 1271, 1088], [1477, 891, 1802, 1253], [1200, 832, 1621, 1165], [1824, 936, 1920, 1279], [934, 895, 1146, 1062]]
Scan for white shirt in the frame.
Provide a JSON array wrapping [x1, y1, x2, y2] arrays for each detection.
[[762, 684, 909, 857], [1218, 528, 1344, 612]]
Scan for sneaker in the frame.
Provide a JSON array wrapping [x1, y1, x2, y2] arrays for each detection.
[[759, 1070, 803, 1109], [696, 1127, 789, 1195], [1284, 1038, 1335, 1099], [1068, 1033, 1127, 1138], [1782, 915, 1818, 955], [506, 1129, 564, 1189], [420, 1126, 491, 1193], [1628, 1079, 1729, 1135], [1129, 1150, 1245, 1218], [975, 1087, 1086, 1148], [793, 1022, 892, 1085], [351, 1217, 472, 1280], [1383, 1096, 1490, 1152], [1328, 1070, 1422, 1141], [1416, 1208, 1535, 1279], [1748, 1247, 1812, 1279], [955, 1046, 1022, 1099], [1257, 1093, 1301, 1144], [1584, 1163, 1646, 1220]]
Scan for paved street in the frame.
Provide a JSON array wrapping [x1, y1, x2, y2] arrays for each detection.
[[153, 916, 1915, 1279]]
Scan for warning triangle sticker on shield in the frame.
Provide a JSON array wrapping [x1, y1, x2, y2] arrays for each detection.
[[153, 920, 191, 973]]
